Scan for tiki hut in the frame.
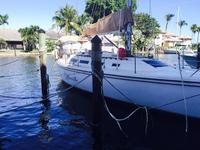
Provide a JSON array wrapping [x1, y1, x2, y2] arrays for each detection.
[[0, 28, 23, 50]]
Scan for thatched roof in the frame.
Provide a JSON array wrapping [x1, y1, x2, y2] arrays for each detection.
[[0, 28, 22, 41], [59, 35, 89, 44], [46, 29, 65, 40]]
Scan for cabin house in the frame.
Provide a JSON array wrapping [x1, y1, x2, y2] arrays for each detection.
[[0, 28, 23, 50]]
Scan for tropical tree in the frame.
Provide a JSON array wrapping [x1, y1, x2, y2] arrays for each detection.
[[178, 20, 188, 36], [164, 14, 174, 32], [191, 24, 198, 43], [18, 25, 40, 51], [85, 0, 137, 23], [46, 39, 58, 52], [133, 13, 160, 51], [0, 14, 9, 26], [0, 38, 7, 49], [197, 26, 200, 44], [77, 13, 93, 30], [53, 5, 81, 35]]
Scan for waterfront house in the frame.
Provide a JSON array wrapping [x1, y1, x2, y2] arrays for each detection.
[[0, 28, 23, 50], [155, 31, 192, 48]]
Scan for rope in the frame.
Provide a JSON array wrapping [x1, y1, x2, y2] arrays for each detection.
[[0, 59, 19, 67], [0, 99, 44, 115], [0, 70, 39, 78], [92, 71, 149, 136], [0, 94, 40, 100], [0, 73, 92, 115]]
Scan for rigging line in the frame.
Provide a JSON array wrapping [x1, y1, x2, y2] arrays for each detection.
[[103, 75, 140, 107], [91, 2, 98, 21], [0, 59, 20, 67], [178, 53, 188, 133], [102, 70, 200, 113], [190, 68, 200, 77], [49, 73, 91, 96], [103, 0, 106, 17], [117, 9, 122, 70], [152, 93, 200, 109]]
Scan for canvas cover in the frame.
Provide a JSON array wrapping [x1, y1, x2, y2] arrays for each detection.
[[82, 7, 133, 36]]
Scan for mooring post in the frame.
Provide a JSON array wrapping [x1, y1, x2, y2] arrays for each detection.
[[197, 44, 200, 69], [91, 35, 103, 150], [39, 29, 48, 98], [14, 49, 16, 57]]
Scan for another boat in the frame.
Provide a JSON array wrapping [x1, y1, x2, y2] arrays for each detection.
[[163, 48, 178, 54], [57, 50, 200, 118], [181, 50, 197, 68]]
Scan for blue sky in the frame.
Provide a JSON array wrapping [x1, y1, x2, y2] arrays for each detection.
[[0, 0, 199, 36]]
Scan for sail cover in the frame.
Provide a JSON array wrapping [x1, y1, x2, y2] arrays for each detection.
[[82, 7, 133, 36]]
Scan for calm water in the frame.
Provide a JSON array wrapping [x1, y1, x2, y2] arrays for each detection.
[[0, 54, 200, 150]]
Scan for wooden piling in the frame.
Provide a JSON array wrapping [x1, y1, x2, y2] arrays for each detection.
[[197, 44, 200, 69], [91, 35, 103, 150], [14, 49, 16, 57], [39, 29, 48, 98]]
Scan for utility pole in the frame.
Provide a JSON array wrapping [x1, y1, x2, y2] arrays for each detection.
[[91, 35, 103, 150], [39, 29, 48, 98], [125, 0, 133, 56]]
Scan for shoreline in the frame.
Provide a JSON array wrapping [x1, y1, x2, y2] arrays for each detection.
[[0, 50, 54, 57]]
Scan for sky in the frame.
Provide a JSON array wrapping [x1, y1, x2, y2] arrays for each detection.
[[0, 0, 200, 37]]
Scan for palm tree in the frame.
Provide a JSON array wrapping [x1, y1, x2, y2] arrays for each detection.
[[191, 24, 198, 43], [53, 5, 80, 35], [178, 20, 188, 36], [0, 14, 9, 26], [197, 26, 200, 44], [18, 25, 40, 51], [164, 14, 174, 32]]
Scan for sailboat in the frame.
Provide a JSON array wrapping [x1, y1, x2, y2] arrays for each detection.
[[56, 1, 200, 119]]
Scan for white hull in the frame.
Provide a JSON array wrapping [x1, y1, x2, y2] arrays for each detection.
[[57, 62, 200, 118]]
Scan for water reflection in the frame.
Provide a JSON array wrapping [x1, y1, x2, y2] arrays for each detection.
[[39, 99, 52, 143], [2, 55, 200, 150]]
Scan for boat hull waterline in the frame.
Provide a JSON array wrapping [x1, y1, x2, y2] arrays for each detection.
[[57, 64, 200, 118]]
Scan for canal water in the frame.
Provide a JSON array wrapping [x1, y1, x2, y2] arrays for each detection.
[[0, 54, 200, 150]]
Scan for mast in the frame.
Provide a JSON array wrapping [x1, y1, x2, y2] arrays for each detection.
[[176, 7, 180, 35], [149, 0, 152, 16], [125, 0, 133, 56]]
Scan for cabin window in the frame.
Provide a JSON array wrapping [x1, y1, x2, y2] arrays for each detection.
[[79, 60, 89, 64], [112, 63, 120, 67], [143, 60, 168, 67]]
